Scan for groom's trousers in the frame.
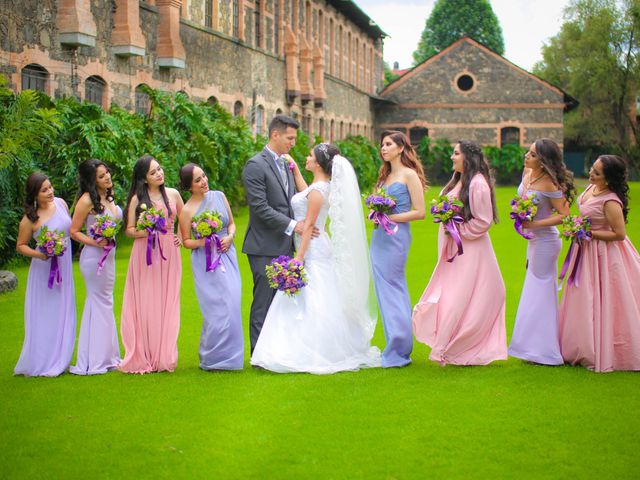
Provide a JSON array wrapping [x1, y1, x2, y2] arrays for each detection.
[[248, 254, 278, 353]]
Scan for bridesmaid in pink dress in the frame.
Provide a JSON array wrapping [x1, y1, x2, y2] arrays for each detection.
[[413, 140, 507, 365], [559, 155, 640, 372], [119, 155, 184, 374]]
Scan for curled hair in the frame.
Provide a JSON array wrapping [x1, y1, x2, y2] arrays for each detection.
[[268, 114, 300, 137], [75, 158, 114, 215], [443, 140, 499, 223], [598, 155, 629, 222], [23, 172, 49, 223], [124, 154, 172, 226], [377, 130, 427, 188], [533, 138, 576, 205], [313, 143, 340, 176], [179, 163, 198, 191]]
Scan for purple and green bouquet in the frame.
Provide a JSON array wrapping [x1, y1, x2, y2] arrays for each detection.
[[89, 214, 121, 275], [509, 193, 539, 239], [265, 255, 308, 297], [430, 195, 464, 262], [192, 210, 225, 272], [136, 203, 168, 266], [36, 225, 67, 288], [559, 215, 592, 287], [365, 188, 398, 235]]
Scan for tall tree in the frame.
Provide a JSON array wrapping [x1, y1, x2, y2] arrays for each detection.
[[533, 0, 640, 165], [412, 0, 505, 65]]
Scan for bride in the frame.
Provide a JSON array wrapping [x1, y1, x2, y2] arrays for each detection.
[[250, 143, 382, 374]]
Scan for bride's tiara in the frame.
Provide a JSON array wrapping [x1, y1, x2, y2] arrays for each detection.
[[317, 143, 330, 161]]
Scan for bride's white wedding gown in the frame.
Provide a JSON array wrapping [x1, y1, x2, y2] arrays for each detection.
[[251, 181, 381, 374]]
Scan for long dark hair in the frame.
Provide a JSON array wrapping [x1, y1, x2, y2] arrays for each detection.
[[533, 138, 576, 205], [377, 130, 427, 188], [313, 143, 341, 176], [179, 163, 198, 192], [124, 154, 171, 225], [598, 155, 629, 222], [75, 158, 114, 214], [443, 140, 499, 223], [23, 172, 50, 223]]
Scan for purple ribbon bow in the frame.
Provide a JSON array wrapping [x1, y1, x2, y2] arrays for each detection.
[[511, 213, 534, 240], [47, 255, 62, 289], [436, 215, 465, 262], [559, 240, 583, 287], [368, 211, 398, 235], [205, 234, 226, 272], [96, 239, 116, 275], [145, 226, 167, 266]]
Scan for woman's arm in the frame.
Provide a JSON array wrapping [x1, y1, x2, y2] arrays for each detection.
[[294, 190, 323, 262], [179, 205, 205, 250], [287, 156, 308, 193], [125, 195, 147, 239], [170, 189, 184, 246], [16, 216, 47, 260], [70, 194, 107, 248], [458, 176, 493, 241], [388, 171, 425, 223], [593, 200, 626, 241], [219, 193, 236, 253], [525, 195, 570, 228]]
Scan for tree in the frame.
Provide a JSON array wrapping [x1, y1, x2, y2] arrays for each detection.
[[383, 61, 400, 86], [412, 0, 505, 65], [533, 0, 640, 167]]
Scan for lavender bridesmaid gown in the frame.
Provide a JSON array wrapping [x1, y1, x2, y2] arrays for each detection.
[[191, 191, 243, 370], [70, 207, 122, 375], [370, 182, 413, 368], [508, 185, 564, 365], [14, 197, 76, 377]]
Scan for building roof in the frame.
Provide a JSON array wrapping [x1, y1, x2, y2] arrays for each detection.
[[327, 0, 387, 39]]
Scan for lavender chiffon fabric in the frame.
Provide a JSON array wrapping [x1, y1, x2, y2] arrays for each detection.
[[508, 185, 564, 365]]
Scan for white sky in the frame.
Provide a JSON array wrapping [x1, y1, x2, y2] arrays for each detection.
[[355, 0, 571, 71]]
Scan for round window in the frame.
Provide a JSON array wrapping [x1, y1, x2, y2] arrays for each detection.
[[456, 74, 474, 91]]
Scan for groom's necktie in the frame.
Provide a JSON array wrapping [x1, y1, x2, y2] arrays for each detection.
[[277, 156, 288, 190]]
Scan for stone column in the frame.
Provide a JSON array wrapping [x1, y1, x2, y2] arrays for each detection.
[[112, 0, 146, 57], [156, 0, 186, 68], [299, 34, 314, 104], [284, 26, 300, 104], [313, 44, 326, 108], [57, 0, 97, 47]]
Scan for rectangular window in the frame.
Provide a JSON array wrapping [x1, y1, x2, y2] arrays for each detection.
[[274, 0, 280, 55], [255, 0, 261, 47], [233, 0, 240, 37], [205, 0, 213, 28]]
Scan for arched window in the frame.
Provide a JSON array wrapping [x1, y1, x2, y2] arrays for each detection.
[[302, 114, 311, 134], [233, 100, 244, 117], [409, 127, 429, 147], [135, 84, 151, 116], [330, 119, 335, 142], [21, 64, 48, 92], [275, 108, 283, 115], [500, 127, 521, 147], [256, 105, 265, 135], [85, 75, 106, 108], [318, 118, 325, 140], [339, 121, 344, 139], [207, 96, 218, 106], [177, 90, 189, 99]]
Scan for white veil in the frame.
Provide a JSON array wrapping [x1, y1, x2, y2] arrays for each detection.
[[328, 155, 378, 340]]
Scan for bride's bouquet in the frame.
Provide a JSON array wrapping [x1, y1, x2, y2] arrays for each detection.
[[365, 188, 398, 235], [191, 210, 225, 272], [136, 203, 168, 266], [430, 195, 464, 262], [89, 214, 120, 275], [36, 226, 67, 289], [265, 255, 308, 297], [509, 193, 539, 239], [559, 215, 592, 287]]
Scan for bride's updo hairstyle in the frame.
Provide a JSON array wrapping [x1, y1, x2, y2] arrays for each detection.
[[314, 143, 340, 176]]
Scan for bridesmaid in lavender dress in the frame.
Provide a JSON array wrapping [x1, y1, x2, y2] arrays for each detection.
[[15, 173, 76, 376], [69, 159, 121, 375], [508, 139, 575, 365], [370, 131, 426, 368], [179, 164, 243, 371]]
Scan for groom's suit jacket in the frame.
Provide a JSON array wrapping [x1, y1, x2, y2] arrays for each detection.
[[242, 147, 296, 257]]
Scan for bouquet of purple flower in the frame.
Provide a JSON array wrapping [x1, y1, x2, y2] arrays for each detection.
[[36, 226, 67, 288], [430, 195, 464, 262], [192, 210, 225, 272], [89, 214, 121, 275], [136, 203, 168, 266], [365, 188, 398, 235], [559, 215, 592, 287], [265, 255, 308, 297], [509, 193, 539, 239]]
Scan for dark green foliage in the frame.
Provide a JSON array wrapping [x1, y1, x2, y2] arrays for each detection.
[[335, 135, 382, 191], [417, 137, 455, 184], [413, 0, 505, 65], [483, 144, 528, 185]]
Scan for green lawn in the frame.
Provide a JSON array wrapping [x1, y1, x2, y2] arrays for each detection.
[[1, 184, 639, 479]]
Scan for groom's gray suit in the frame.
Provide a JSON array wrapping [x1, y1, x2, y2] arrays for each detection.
[[242, 147, 296, 352]]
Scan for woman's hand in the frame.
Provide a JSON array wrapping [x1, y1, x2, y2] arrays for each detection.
[[173, 234, 182, 247], [36, 251, 49, 261], [294, 255, 304, 263], [96, 238, 109, 248], [220, 234, 233, 253]]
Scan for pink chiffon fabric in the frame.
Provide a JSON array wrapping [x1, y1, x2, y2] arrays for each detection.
[[558, 185, 640, 372], [119, 200, 182, 374], [413, 174, 507, 365]]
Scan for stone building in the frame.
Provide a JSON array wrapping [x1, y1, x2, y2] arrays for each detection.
[[376, 37, 577, 148], [0, 0, 385, 140]]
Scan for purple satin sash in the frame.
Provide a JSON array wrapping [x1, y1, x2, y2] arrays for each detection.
[[47, 255, 62, 289], [559, 240, 584, 287], [435, 215, 464, 262], [512, 216, 534, 240], [96, 239, 115, 275], [368, 211, 398, 235], [145, 227, 167, 266], [205, 234, 226, 272]]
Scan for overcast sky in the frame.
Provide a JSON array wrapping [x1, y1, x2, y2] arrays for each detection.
[[355, 0, 571, 71]]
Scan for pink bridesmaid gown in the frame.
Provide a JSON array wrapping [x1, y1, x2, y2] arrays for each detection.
[[413, 174, 507, 365], [119, 200, 182, 373], [558, 185, 640, 372]]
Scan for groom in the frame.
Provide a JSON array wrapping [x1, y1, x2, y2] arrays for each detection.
[[243, 114, 304, 353]]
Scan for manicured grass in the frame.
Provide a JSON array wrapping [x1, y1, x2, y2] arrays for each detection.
[[1, 184, 639, 479]]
